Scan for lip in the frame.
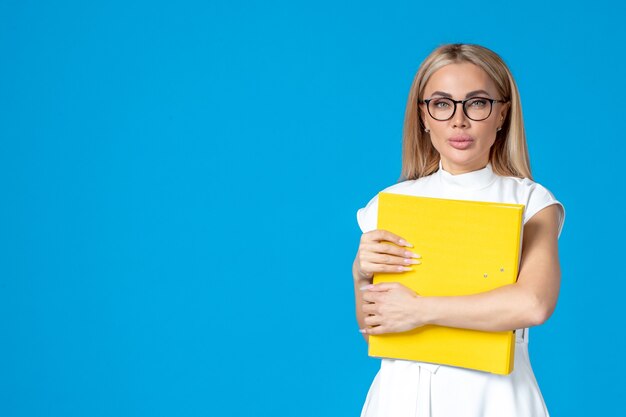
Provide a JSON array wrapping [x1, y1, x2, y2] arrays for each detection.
[[448, 135, 474, 142], [448, 135, 474, 150]]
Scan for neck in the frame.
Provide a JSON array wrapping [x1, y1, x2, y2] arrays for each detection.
[[441, 158, 490, 175]]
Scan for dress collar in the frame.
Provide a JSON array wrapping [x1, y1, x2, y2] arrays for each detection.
[[436, 159, 497, 190]]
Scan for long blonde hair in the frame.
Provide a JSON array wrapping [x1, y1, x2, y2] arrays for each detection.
[[401, 43, 533, 181]]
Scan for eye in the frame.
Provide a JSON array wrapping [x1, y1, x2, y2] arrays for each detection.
[[467, 98, 489, 108], [432, 98, 452, 108]]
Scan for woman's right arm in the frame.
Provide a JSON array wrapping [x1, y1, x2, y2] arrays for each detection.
[[352, 230, 422, 342]]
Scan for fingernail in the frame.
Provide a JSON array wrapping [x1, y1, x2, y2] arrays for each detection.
[[359, 328, 367, 334], [360, 284, 373, 291], [399, 239, 413, 248], [409, 259, 421, 265], [399, 266, 413, 271], [404, 251, 421, 258]]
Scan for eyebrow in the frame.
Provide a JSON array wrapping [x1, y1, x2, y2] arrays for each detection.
[[430, 90, 492, 98]]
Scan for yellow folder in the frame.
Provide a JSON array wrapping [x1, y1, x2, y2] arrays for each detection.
[[368, 192, 524, 375]]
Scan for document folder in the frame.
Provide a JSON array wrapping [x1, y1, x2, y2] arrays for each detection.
[[368, 192, 525, 375]]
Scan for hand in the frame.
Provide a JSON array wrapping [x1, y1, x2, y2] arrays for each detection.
[[355, 229, 422, 282], [360, 282, 427, 335]]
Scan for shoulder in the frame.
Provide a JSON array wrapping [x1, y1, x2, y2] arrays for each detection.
[[496, 175, 566, 239], [355, 179, 425, 234]]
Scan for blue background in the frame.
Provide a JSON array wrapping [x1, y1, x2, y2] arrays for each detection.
[[1, 0, 624, 415]]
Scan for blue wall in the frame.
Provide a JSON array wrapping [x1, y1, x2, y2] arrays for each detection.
[[1, 1, 623, 415]]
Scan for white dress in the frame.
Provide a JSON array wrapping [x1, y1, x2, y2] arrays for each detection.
[[356, 160, 565, 417]]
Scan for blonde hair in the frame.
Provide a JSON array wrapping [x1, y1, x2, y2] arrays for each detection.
[[400, 43, 533, 181]]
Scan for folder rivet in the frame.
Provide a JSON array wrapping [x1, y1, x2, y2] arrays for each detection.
[[500, 268, 504, 272], [483, 273, 488, 278]]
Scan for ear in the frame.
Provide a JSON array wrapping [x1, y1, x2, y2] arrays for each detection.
[[419, 103, 430, 132], [498, 102, 511, 127]]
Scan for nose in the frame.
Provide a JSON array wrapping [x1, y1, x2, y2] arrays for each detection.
[[450, 103, 470, 128]]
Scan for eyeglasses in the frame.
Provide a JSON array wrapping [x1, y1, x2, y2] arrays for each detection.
[[419, 96, 509, 121]]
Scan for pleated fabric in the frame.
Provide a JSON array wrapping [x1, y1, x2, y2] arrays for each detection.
[[360, 329, 551, 417]]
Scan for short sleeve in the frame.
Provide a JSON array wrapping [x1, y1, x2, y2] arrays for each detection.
[[524, 183, 566, 239], [356, 193, 379, 233]]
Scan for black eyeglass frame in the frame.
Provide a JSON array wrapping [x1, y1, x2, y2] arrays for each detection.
[[419, 97, 509, 122]]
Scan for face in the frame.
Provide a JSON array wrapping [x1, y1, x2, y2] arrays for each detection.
[[420, 62, 509, 175]]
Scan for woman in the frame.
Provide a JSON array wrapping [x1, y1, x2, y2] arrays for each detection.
[[353, 43, 565, 417]]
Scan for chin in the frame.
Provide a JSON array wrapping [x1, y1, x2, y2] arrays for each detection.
[[441, 152, 489, 167]]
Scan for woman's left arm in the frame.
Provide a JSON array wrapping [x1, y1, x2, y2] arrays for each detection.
[[361, 204, 562, 334]]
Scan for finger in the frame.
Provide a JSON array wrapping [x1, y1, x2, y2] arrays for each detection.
[[361, 241, 421, 260], [368, 282, 403, 292], [359, 261, 413, 275], [354, 264, 374, 280], [357, 244, 421, 278], [376, 229, 413, 248], [368, 252, 421, 267], [362, 291, 379, 303], [363, 325, 386, 335], [356, 255, 392, 279], [362, 303, 378, 314], [364, 229, 413, 248], [364, 315, 382, 326]]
